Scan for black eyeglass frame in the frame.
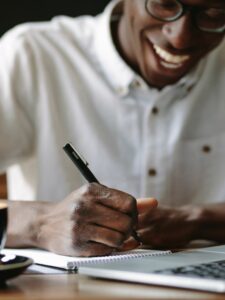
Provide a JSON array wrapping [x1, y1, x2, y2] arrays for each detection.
[[145, 0, 225, 33]]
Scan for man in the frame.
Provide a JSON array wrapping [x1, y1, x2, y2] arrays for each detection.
[[1, 0, 225, 256]]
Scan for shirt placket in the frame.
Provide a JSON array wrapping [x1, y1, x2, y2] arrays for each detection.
[[139, 88, 180, 204]]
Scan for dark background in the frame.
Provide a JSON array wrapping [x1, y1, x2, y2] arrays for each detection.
[[0, 1, 110, 36]]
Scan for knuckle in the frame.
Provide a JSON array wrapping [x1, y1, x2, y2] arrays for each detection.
[[118, 214, 133, 233], [73, 201, 89, 218], [128, 195, 137, 208], [81, 183, 94, 196], [112, 232, 125, 247], [123, 194, 136, 211], [124, 216, 133, 232], [80, 183, 101, 200], [82, 183, 96, 197]]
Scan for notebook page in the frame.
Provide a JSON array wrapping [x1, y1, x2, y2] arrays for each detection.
[[3, 248, 171, 270]]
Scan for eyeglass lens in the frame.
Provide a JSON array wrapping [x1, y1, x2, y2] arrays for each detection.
[[145, 0, 225, 32]]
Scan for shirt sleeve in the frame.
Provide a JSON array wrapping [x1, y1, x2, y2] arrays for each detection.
[[0, 26, 36, 172]]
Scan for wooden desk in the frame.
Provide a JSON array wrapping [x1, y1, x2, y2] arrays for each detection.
[[1, 273, 225, 300]]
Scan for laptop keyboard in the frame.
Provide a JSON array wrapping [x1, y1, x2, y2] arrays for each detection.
[[155, 260, 225, 279]]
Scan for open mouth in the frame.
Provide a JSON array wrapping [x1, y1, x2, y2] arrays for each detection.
[[152, 44, 190, 69]]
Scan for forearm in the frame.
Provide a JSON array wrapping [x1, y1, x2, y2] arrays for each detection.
[[6, 200, 52, 248], [191, 203, 225, 243]]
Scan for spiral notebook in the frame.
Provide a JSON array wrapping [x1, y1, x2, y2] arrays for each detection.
[[3, 248, 171, 270]]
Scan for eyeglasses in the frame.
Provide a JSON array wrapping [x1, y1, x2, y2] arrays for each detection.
[[145, 0, 225, 33]]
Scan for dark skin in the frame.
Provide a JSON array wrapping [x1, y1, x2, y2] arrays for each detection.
[[118, 0, 225, 88], [5, 0, 225, 255]]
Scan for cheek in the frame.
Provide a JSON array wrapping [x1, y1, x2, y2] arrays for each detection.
[[202, 35, 224, 53], [126, 3, 150, 60], [129, 19, 149, 67]]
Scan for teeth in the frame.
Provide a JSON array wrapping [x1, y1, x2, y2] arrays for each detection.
[[153, 45, 190, 65], [160, 61, 182, 69]]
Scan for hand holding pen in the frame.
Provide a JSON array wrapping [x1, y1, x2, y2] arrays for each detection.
[[63, 143, 142, 251]]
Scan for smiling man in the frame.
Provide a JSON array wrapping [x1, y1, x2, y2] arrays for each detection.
[[1, 0, 225, 256], [118, 0, 225, 87]]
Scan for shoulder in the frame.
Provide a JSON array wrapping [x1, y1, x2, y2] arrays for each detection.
[[198, 40, 225, 103], [0, 14, 98, 46], [0, 14, 100, 62], [209, 40, 225, 71], [203, 40, 225, 84]]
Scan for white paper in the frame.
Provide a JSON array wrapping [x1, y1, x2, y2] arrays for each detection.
[[3, 248, 171, 270]]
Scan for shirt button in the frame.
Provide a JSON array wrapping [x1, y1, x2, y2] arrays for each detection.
[[187, 85, 195, 92], [148, 168, 157, 177], [131, 79, 142, 89], [152, 106, 159, 115], [116, 87, 128, 96], [202, 145, 212, 153]]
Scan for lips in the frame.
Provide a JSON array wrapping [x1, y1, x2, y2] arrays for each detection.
[[140, 33, 198, 86]]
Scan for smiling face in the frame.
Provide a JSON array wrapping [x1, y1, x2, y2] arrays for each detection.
[[117, 0, 225, 88]]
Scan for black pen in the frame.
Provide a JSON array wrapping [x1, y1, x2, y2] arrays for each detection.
[[63, 143, 142, 245]]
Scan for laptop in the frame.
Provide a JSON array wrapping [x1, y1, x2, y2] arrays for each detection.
[[79, 245, 225, 293]]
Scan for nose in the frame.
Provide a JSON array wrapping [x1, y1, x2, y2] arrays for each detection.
[[162, 13, 197, 50]]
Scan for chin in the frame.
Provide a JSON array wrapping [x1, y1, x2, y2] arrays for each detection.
[[142, 56, 200, 88], [139, 38, 202, 88], [140, 64, 186, 88]]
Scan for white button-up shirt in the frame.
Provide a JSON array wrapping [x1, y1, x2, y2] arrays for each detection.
[[0, 0, 225, 207]]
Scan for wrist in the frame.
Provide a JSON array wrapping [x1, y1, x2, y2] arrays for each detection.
[[180, 205, 206, 240], [6, 200, 53, 248], [32, 202, 54, 248], [193, 205, 217, 241]]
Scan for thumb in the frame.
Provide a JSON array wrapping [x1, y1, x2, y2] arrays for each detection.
[[137, 198, 158, 214], [119, 237, 140, 252]]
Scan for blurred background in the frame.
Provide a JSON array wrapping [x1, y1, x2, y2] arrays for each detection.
[[0, 0, 110, 36]]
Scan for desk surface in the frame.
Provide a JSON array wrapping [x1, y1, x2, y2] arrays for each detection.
[[1, 273, 225, 300]]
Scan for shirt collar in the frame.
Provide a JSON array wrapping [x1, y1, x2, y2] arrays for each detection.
[[94, 0, 144, 97], [94, 0, 206, 98], [159, 58, 206, 97]]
